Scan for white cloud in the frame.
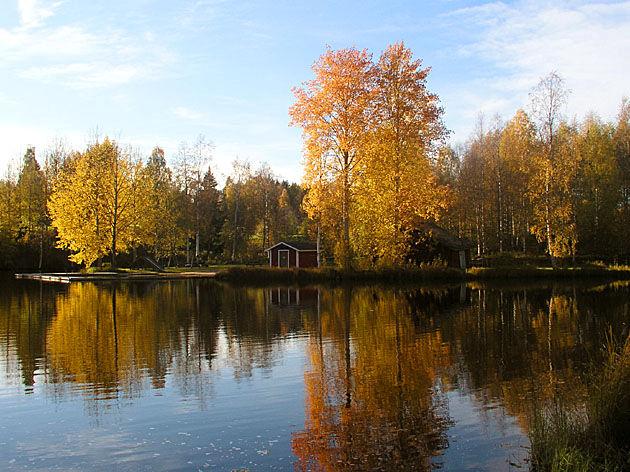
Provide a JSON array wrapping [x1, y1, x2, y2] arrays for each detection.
[[20, 63, 147, 89], [445, 0, 630, 138], [17, 0, 61, 28], [173, 106, 206, 121], [0, 4, 176, 89], [0, 26, 107, 62]]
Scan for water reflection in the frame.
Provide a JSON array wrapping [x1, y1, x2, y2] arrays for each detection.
[[0, 278, 628, 470], [293, 287, 452, 471]]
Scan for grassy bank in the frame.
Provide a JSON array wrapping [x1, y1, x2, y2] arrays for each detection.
[[213, 265, 466, 284], [212, 264, 630, 285], [468, 264, 630, 280], [39, 259, 630, 285], [530, 334, 630, 472]]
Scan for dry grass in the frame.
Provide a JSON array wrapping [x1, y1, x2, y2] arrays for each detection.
[[530, 333, 630, 471]]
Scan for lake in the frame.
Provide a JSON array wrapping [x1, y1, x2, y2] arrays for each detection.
[[1, 277, 628, 471]]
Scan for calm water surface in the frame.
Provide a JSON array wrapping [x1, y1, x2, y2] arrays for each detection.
[[1, 277, 628, 471]]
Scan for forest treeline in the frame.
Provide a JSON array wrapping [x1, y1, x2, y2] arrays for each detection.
[[0, 136, 306, 270], [442, 81, 630, 262], [1, 42, 629, 270]]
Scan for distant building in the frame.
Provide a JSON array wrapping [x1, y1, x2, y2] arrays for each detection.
[[407, 221, 474, 269], [265, 241, 319, 268]]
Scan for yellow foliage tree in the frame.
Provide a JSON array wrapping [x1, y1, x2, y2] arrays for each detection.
[[292, 44, 447, 268], [528, 123, 579, 258], [142, 146, 185, 262], [290, 47, 376, 268], [49, 138, 149, 267], [499, 109, 537, 252], [354, 43, 448, 266]]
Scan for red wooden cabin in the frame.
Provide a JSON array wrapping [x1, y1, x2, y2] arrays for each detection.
[[266, 241, 319, 268]]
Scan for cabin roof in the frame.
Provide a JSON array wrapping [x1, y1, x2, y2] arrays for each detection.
[[414, 221, 474, 251], [265, 241, 318, 252]]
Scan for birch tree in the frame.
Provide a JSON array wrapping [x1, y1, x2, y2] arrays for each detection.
[[290, 47, 376, 268], [529, 72, 570, 263], [354, 42, 448, 265]]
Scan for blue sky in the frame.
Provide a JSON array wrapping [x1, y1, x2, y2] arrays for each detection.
[[1, 0, 629, 182]]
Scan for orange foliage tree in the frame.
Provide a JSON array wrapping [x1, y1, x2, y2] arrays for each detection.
[[291, 44, 448, 268], [290, 48, 376, 268]]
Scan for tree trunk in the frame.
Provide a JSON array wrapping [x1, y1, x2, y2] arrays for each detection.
[[231, 186, 240, 262], [342, 163, 351, 270], [316, 222, 321, 268], [195, 231, 200, 265], [111, 229, 117, 268], [545, 168, 554, 267], [38, 225, 44, 271]]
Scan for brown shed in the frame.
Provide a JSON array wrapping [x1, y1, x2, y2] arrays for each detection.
[[266, 241, 319, 268], [408, 221, 474, 269]]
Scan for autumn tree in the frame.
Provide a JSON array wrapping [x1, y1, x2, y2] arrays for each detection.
[[499, 110, 537, 252], [291, 47, 376, 268], [574, 115, 619, 254], [250, 163, 279, 251], [354, 43, 448, 265], [143, 146, 184, 263], [529, 72, 571, 262], [174, 135, 214, 265], [275, 186, 296, 241], [49, 138, 148, 267], [222, 159, 252, 262], [456, 114, 498, 255]]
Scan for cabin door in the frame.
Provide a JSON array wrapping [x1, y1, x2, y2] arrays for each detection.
[[459, 250, 466, 269], [279, 250, 290, 268]]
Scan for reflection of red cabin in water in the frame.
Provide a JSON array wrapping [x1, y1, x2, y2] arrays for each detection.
[[270, 287, 318, 306], [265, 241, 319, 268]]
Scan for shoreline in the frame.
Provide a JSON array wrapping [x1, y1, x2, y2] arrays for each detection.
[[13, 264, 630, 285], [214, 265, 630, 284]]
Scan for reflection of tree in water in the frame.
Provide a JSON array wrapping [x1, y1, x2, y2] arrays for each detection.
[[292, 282, 630, 469], [404, 284, 470, 332], [2, 279, 630, 435], [438, 284, 630, 432], [1, 280, 319, 416], [293, 287, 452, 471], [0, 280, 61, 392], [44, 282, 223, 414]]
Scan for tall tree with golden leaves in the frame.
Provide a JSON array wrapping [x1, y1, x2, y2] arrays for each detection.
[[614, 99, 630, 256], [143, 146, 185, 263], [499, 110, 537, 252], [529, 122, 580, 259], [354, 43, 448, 265], [290, 47, 376, 268], [529, 72, 570, 263], [49, 138, 148, 267]]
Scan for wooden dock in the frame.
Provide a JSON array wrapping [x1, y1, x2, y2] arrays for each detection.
[[15, 271, 218, 284]]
